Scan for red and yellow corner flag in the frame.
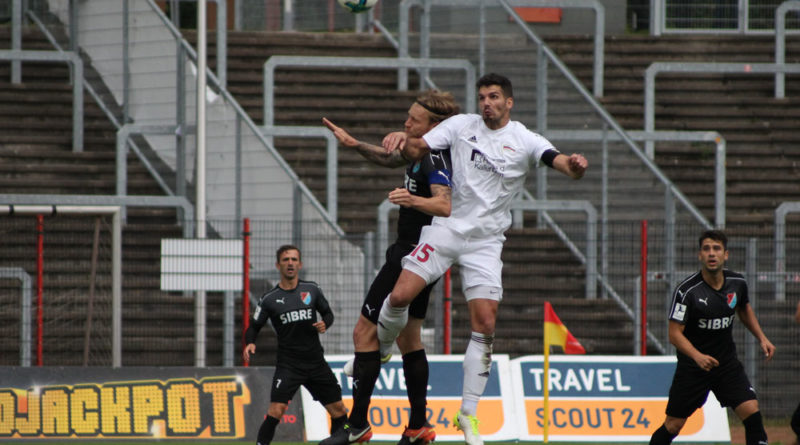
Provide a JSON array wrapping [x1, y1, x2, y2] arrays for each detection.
[[544, 301, 586, 354], [543, 301, 585, 443]]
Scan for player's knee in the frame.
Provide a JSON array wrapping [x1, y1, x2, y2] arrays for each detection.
[[663, 416, 686, 435], [352, 318, 377, 349], [267, 403, 288, 419]]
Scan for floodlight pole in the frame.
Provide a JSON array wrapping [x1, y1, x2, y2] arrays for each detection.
[[196, 0, 208, 368]]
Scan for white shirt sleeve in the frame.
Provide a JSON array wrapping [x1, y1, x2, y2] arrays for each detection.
[[422, 114, 472, 151]]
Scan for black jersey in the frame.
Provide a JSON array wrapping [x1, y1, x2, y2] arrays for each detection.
[[668, 269, 750, 365], [396, 149, 452, 244], [248, 280, 334, 367]]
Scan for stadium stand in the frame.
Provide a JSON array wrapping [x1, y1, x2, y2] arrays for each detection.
[[0, 26, 229, 366]]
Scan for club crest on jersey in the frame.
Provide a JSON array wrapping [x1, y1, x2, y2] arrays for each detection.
[[412, 161, 421, 173], [301, 292, 311, 305], [726, 292, 737, 308]]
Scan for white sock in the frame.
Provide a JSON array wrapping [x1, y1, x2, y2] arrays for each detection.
[[376, 296, 408, 356], [460, 331, 494, 416]]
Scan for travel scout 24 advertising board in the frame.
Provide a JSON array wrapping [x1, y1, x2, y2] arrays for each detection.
[[304, 355, 729, 443]]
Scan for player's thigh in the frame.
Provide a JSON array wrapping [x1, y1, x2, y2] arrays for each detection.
[[711, 359, 757, 410], [303, 364, 343, 406], [270, 366, 304, 404], [407, 278, 437, 320], [458, 236, 504, 295], [361, 243, 410, 323], [665, 364, 712, 419], [400, 225, 459, 286]]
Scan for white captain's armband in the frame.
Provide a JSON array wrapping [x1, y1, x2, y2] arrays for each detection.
[[671, 303, 687, 322]]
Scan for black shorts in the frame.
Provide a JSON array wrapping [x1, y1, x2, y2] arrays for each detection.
[[361, 242, 438, 324], [665, 357, 756, 418], [270, 362, 342, 406]]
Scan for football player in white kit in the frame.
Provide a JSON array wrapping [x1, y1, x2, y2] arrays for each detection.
[[378, 73, 588, 445]]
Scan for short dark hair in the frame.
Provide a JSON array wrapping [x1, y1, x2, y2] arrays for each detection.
[[276, 244, 301, 262], [477, 73, 513, 98], [698, 230, 727, 249]]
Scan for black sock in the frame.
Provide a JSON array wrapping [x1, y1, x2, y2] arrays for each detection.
[[349, 350, 381, 428], [331, 414, 347, 434], [257, 415, 280, 445], [742, 411, 768, 445], [791, 403, 800, 437], [402, 349, 429, 429], [649, 424, 677, 445]]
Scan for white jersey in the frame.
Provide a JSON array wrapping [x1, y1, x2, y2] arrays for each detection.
[[422, 114, 556, 237]]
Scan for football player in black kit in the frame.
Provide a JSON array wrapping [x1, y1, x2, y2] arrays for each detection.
[[649, 230, 775, 445], [244, 245, 348, 445], [320, 89, 459, 445]]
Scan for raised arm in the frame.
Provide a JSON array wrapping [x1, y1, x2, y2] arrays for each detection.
[[323, 117, 407, 168], [383, 132, 431, 162], [552, 153, 588, 179]]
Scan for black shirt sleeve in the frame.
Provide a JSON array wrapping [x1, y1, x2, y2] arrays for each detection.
[[315, 290, 335, 330]]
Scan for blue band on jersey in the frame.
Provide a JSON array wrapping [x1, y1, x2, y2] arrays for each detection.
[[428, 168, 452, 186]]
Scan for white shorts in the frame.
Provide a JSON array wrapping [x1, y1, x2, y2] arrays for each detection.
[[401, 224, 504, 301]]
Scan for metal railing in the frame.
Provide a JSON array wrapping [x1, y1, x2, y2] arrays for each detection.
[[0, 49, 83, 152], [775, 0, 800, 98], [645, 64, 800, 144], [262, 55, 477, 129], [774, 201, 800, 301], [0, 267, 32, 367], [543, 129, 725, 228], [398, 0, 605, 97]]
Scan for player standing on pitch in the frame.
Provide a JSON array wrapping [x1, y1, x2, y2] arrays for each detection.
[[320, 89, 459, 445], [649, 230, 775, 445], [244, 245, 348, 445], [377, 73, 588, 445]]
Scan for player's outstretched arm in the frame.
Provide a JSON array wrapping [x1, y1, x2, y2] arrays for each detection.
[[552, 153, 588, 179], [736, 303, 775, 360], [383, 132, 431, 162], [322, 117, 406, 168], [668, 321, 719, 371]]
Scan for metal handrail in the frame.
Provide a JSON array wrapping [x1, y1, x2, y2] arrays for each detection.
[[262, 55, 477, 129], [496, 0, 713, 229], [645, 63, 800, 140], [543, 129, 725, 228], [145, 0, 345, 236], [774, 201, 800, 301], [0, 49, 83, 152], [399, 0, 605, 97], [775, 0, 800, 98], [0, 267, 32, 367]]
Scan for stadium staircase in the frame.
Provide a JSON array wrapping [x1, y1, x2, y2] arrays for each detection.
[[546, 34, 800, 234], [0, 25, 230, 366]]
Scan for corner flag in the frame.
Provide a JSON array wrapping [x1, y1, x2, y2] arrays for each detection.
[[543, 301, 585, 443], [544, 301, 586, 354]]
